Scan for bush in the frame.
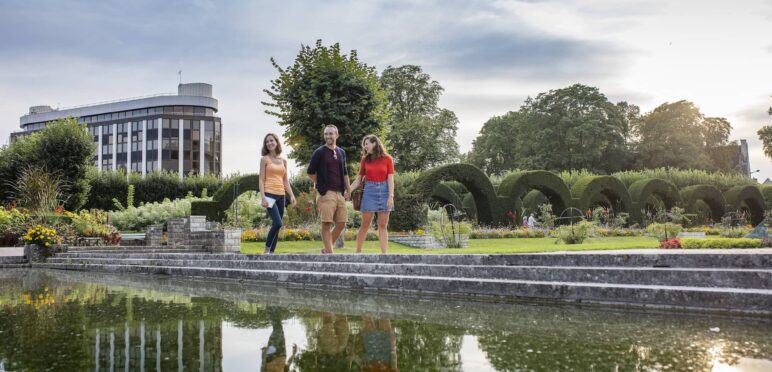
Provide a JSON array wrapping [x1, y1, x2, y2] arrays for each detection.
[[680, 238, 761, 249], [225, 191, 270, 228], [551, 220, 597, 244], [390, 193, 428, 232], [679, 185, 726, 223], [723, 185, 766, 225], [109, 195, 207, 231], [718, 226, 750, 238], [431, 218, 472, 248], [11, 166, 65, 211], [285, 192, 318, 227], [659, 238, 682, 249], [645, 223, 682, 241]]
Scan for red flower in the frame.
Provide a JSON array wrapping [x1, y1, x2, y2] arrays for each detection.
[[659, 238, 681, 249], [305, 207, 313, 212]]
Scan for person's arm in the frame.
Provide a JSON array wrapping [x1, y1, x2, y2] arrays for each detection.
[[349, 157, 365, 192], [306, 149, 318, 184], [387, 157, 395, 209], [258, 157, 269, 208], [282, 159, 297, 207]]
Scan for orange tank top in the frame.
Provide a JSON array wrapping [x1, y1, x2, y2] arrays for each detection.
[[263, 158, 285, 195]]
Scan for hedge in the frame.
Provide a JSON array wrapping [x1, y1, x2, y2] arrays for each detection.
[[570, 176, 632, 215], [411, 164, 503, 226], [390, 193, 428, 231], [679, 185, 726, 223], [462, 193, 477, 221], [521, 190, 550, 215], [191, 174, 260, 222], [498, 170, 572, 218], [431, 183, 464, 212], [723, 185, 766, 225], [628, 178, 681, 223], [681, 238, 760, 249], [762, 185, 772, 210]]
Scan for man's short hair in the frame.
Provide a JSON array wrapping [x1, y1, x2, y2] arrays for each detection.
[[323, 124, 339, 135]]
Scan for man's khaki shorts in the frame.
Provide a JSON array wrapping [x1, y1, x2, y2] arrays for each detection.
[[316, 191, 347, 224]]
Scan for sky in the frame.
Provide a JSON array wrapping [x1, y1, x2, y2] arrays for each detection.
[[0, 0, 770, 180]]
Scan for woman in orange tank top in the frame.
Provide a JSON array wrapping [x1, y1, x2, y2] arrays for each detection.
[[259, 133, 297, 254]]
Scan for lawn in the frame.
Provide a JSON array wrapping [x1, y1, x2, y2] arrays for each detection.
[[241, 236, 659, 255]]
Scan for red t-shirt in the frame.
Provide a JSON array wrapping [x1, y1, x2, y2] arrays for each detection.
[[359, 155, 394, 182]]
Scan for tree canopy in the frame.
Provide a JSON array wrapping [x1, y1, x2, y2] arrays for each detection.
[[262, 40, 389, 166]]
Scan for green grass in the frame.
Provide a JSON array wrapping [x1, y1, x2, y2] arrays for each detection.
[[241, 236, 659, 255]]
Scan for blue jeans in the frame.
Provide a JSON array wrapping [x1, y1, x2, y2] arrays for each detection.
[[264, 193, 286, 253]]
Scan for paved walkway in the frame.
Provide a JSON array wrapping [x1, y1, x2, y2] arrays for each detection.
[[0, 248, 24, 257]]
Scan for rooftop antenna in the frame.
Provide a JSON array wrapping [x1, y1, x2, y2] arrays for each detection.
[[178, 70, 182, 85]]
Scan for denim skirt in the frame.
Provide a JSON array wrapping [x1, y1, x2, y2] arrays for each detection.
[[360, 181, 394, 212]]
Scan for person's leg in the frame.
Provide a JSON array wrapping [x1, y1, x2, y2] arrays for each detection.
[[376, 211, 390, 253], [330, 222, 346, 251], [265, 196, 283, 254], [269, 196, 285, 253], [356, 212, 374, 253], [328, 192, 348, 252], [321, 222, 334, 253], [317, 192, 335, 253]]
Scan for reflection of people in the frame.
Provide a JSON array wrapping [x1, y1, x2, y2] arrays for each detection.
[[360, 316, 398, 372], [307, 125, 351, 254], [317, 312, 351, 370], [261, 306, 296, 372]]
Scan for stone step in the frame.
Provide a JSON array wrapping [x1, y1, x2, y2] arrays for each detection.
[[52, 251, 772, 269], [45, 257, 772, 289], [63, 248, 207, 254], [66, 245, 169, 251], [0, 256, 28, 265], [0, 264, 30, 269], [33, 262, 772, 313]]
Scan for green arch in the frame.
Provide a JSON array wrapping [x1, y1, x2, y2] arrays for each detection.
[[412, 164, 503, 226], [462, 193, 477, 221], [628, 178, 682, 223], [498, 171, 572, 217], [191, 174, 260, 222], [571, 176, 632, 215], [761, 185, 772, 210], [431, 183, 464, 215], [724, 185, 766, 225], [679, 185, 726, 223], [522, 190, 550, 215]]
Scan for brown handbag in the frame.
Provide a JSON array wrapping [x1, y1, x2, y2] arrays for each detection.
[[352, 189, 363, 211]]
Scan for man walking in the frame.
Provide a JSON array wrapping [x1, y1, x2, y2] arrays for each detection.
[[307, 125, 351, 254]]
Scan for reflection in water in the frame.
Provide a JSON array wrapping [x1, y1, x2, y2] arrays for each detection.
[[0, 269, 770, 371]]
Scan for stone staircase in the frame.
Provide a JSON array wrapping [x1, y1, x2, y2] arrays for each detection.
[[36, 250, 772, 314], [0, 256, 29, 268]]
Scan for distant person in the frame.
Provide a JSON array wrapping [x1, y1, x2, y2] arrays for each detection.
[[528, 213, 537, 228], [259, 133, 297, 254], [349, 135, 395, 254], [522, 215, 528, 228], [307, 125, 351, 254]]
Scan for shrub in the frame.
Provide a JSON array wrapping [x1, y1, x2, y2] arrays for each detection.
[[680, 238, 761, 249], [679, 185, 726, 223], [627, 178, 681, 224], [723, 185, 766, 225], [11, 166, 65, 212], [22, 224, 60, 247], [659, 238, 682, 249], [645, 223, 682, 241], [537, 203, 556, 229], [390, 193, 427, 232], [109, 196, 207, 231], [551, 220, 596, 244], [225, 191, 270, 228], [431, 219, 472, 248], [285, 192, 318, 227], [612, 167, 755, 192]]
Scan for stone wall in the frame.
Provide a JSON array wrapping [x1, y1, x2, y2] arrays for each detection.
[[389, 234, 469, 248], [147, 216, 240, 252]]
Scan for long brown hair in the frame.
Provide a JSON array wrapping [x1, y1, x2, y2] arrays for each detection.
[[361, 134, 387, 162], [261, 133, 282, 156]]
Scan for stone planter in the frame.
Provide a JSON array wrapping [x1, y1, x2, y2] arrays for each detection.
[[23, 243, 67, 262], [389, 234, 469, 248]]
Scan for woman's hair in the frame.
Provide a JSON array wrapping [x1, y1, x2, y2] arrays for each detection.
[[261, 133, 282, 156], [361, 134, 387, 161]]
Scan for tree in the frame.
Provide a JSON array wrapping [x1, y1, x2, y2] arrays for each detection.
[[262, 40, 389, 166], [468, 111, 524, 175], [518, 84, 630, 173], [760, 105, 772, 161], [634, 100, 738, 171], [0, 117, 95, 210], [380, 65, 459, 171]]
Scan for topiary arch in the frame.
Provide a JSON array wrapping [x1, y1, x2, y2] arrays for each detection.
[[628, 178, 682, 224], [498, 171, 572, 219], [412, 164, 503, 225], [570, 176, 632, 215], [724, 185, 766, 225], [431, 183, 464, 214], [761, 185, 772, 210], [679, 185, 726, 223], [191, 174, 260, 222]]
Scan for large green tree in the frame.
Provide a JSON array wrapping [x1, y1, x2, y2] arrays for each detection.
[[380, 65, 459, 171], [634, 100, 737, 171], [0, 117, 95, 210], [760, 106, 772, 161], [262, 40, 389, 166], [468, 111, 525, 175]]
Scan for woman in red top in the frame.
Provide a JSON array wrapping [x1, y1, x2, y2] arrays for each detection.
[[349, 135, 395, 254]]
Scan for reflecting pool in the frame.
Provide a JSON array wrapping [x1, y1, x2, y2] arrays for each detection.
[[0, 269, 770, 371]]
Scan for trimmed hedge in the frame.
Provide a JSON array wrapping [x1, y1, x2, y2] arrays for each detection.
[[498, 171, 572, 218], [411, 164, 503, 226], [390, 193, 428, 231], [628, 178, 681, 223], [681, 238, 760, 249], [587, 193, 612, 208], [724, 185, 766, 225], [431, 183, 464, 212], [521, 190, 549, 215], [679, 185, 726, 223], [761, 185, 772, 210], [570, 176, 632, 215], [191, 174, 260, 222], [462, 193, 477, 221]]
